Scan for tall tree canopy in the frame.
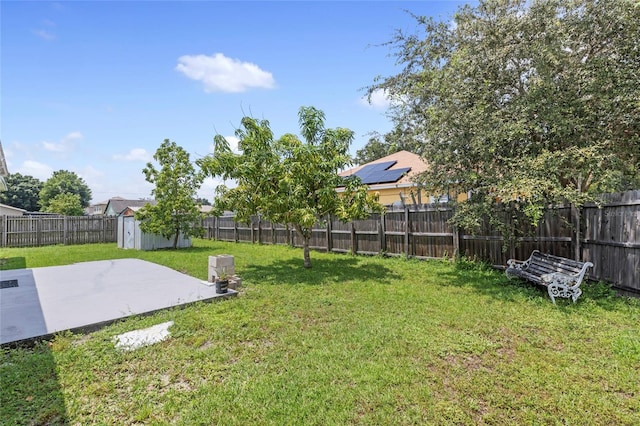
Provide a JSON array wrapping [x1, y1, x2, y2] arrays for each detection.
[[368, 0, 640, 236], [39, 170, 92, 210], [354, 124, 423, 165], [136, 139, 205, 249], [199, 106, 381, 268], [0, 173, 43, 211], [43, 193, 84, 216]]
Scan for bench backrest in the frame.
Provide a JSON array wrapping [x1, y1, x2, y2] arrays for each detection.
[[527, 250, 592, 278]]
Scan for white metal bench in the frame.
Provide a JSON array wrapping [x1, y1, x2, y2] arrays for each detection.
[[505, 250, 593, 303]]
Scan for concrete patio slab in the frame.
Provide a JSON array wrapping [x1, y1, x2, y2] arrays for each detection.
[[0, 258, 237, 345]]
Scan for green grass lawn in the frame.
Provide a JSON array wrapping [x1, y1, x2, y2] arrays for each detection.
[[1, 239, 639, 425]]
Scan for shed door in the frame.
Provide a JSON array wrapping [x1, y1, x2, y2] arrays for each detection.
[[124, 217, 136, 248]]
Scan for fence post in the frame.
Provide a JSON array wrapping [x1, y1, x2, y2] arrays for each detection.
[[257, 216, 262, 244], [1, 215, 6, 247], [452, 226, 460, 258], [234, 219, 238, 243], [249, 218, 255, 244], [326, 215, 332, 252], [350, 222, 356, 255], [63, 216, 68, 245], [379, 213, 386, 255], [36, 217, 41, 246], [404, 206, 410, 258], [271, 223, 275, 245]]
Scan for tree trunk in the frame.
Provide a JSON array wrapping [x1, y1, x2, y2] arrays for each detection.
[[303, 237, 312, 268], [173, 230, 179, 249], [571, 204, 582, 261]]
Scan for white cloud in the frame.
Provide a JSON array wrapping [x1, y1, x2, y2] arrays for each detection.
[[43, 131, 83, 153], [43, 141, 66, 152], [198, 175, 238, 202], [79, 165, 104, 180], [33, 29, 55, 40], [113, 148, 152, 162], [64, 131, 83, 141], [226, 136, 241, 153], [360, 88, 391, 109], [176, 53, 275, 93], [17, 160, 54, 181]]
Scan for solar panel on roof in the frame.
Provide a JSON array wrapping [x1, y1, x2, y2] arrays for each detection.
[[353, 161, 398, 178], [377, 167, 411, 183], [368, 160, 397, 171], [355, 167, 411, 185], [348, 161, 410, 185]]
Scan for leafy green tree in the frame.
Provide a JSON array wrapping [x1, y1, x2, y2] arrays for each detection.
[[199, 106, 381, 268], [195, 197, 211, 206], [0, 173, 43, 211], [354, 136, 389, 165], [43, 193, 84, 216], [135, 139, 204, 249], [40, 170, 92, 210], [355, 124, 424, 165], [368, 0, 640, 245]]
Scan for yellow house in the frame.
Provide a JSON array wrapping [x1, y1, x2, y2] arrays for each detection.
[[339, 150, 466, 207]]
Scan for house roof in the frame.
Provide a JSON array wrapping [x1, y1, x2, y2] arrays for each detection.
[[340, 150, 428, 188], [0, 203, 26, 215], [105, 198, 155, 215]]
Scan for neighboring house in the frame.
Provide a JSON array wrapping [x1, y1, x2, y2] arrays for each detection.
[[339, 150, 468, 207], [0, 203, 26, 216], [0, 140, 9, 191], [103, 198, 156, 216], [339, 151, 430, 207], [86, 199, 111, 216]]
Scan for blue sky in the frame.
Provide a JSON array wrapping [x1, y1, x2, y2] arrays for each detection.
[[2, 1, 469, 204]]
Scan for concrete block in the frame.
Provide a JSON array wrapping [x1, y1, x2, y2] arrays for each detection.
[[208, 255, 235, 281], [228, 276, 242, 290]]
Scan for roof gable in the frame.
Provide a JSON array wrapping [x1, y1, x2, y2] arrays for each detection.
[[104, 198, 155, 216]]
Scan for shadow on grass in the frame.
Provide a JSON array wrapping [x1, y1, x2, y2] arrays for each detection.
[[241, 255, 401, 286], [0, 341, 68, 424], [439, 259, 640, 310], [434, 261, 537, 300], [0, 257, 27, 271]]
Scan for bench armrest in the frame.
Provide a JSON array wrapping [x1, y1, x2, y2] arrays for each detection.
[[507, 258, 527, 270]]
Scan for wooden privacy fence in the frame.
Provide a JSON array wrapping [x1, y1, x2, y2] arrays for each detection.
[[0, 216, 118, 248], [202, 190, 640, 295]]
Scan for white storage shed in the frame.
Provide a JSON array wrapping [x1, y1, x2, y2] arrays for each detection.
[[117, 215, 191, 250]]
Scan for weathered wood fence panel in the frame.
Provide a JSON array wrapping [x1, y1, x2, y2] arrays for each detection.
[[582, 190, 640, 296], [204, 190, 639, 295], [0, 216, 117, 248], [460, 206, 574, 268]]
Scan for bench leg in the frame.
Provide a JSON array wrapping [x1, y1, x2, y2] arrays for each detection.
[[548, 283, 582, 304], [547, 285, 557, 304], [571, 287, 582, 303]]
